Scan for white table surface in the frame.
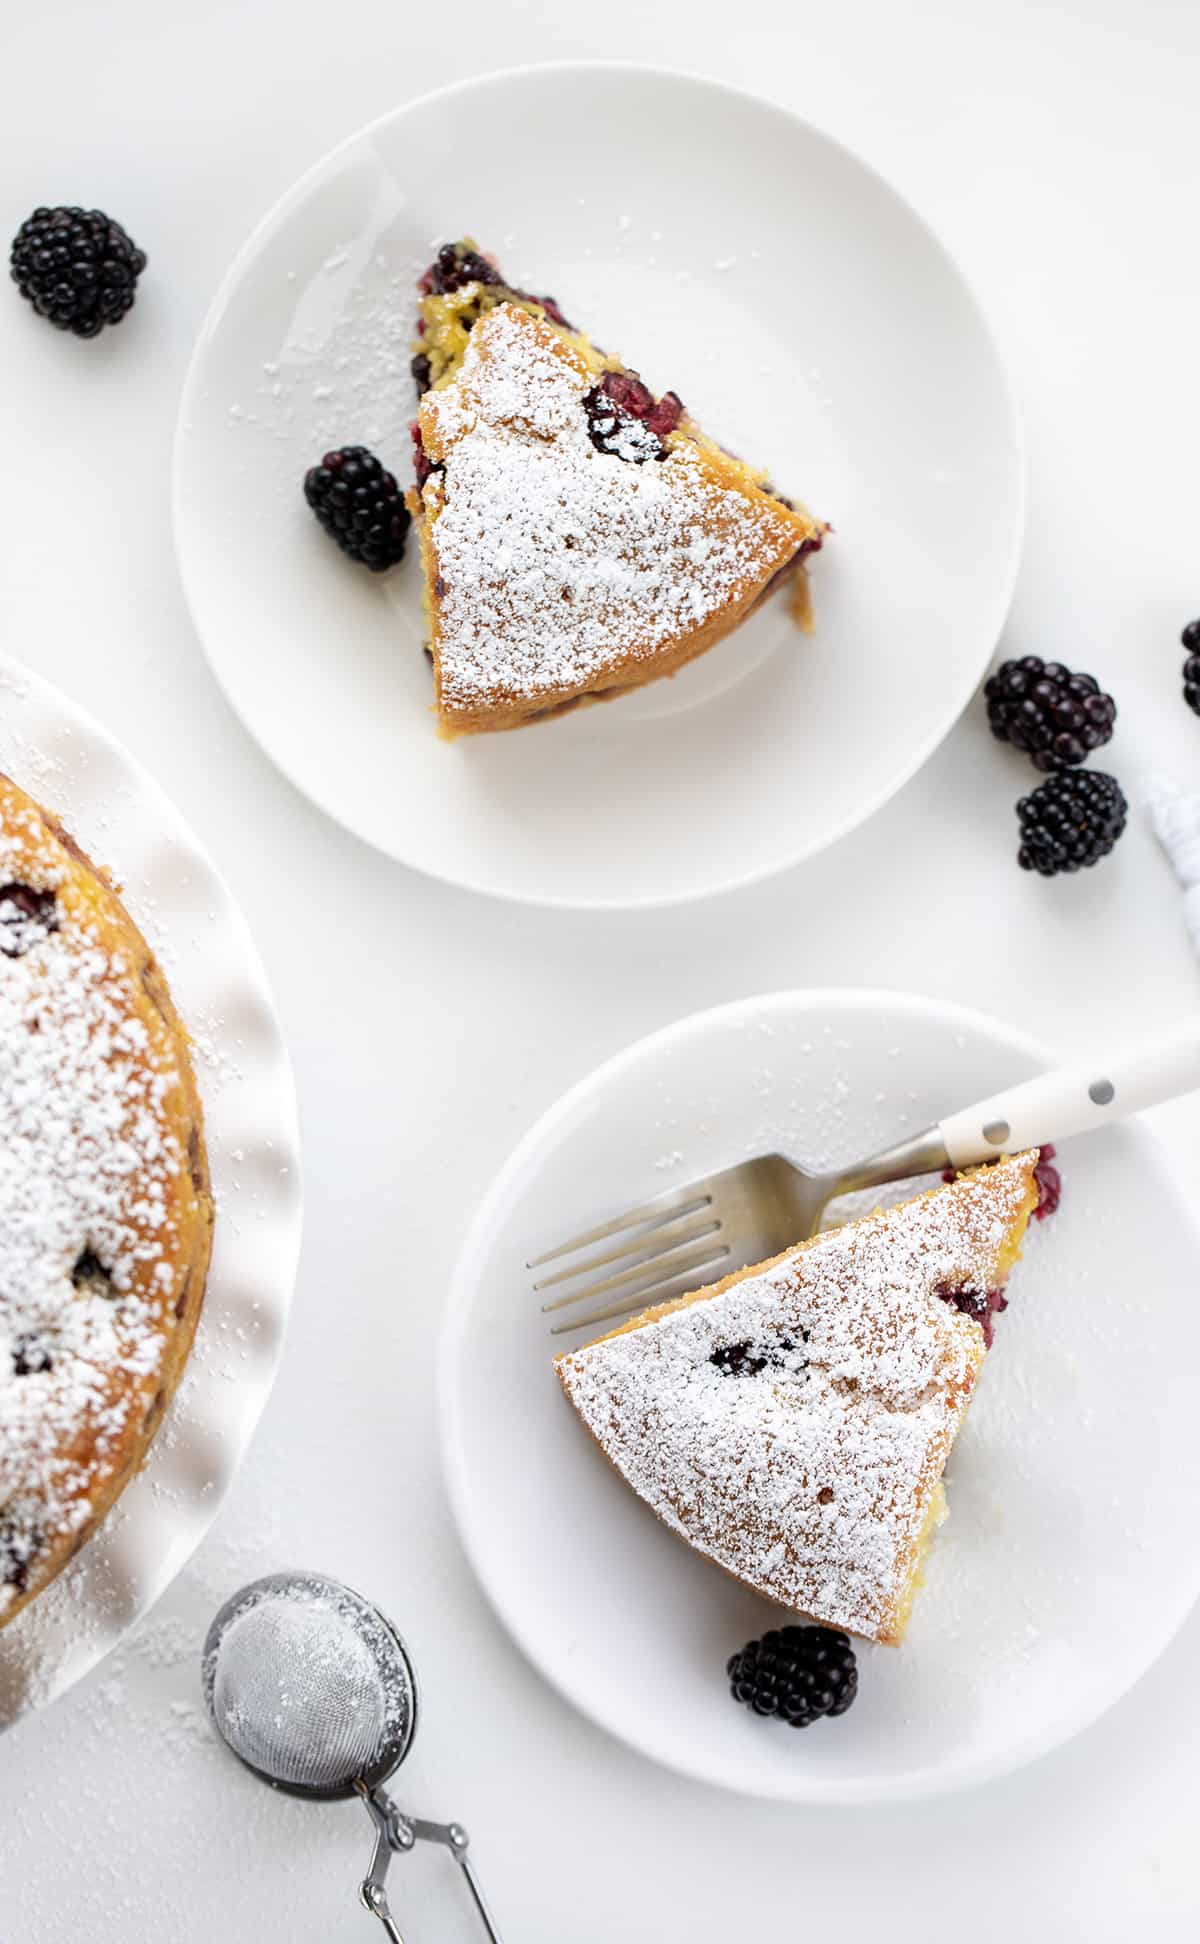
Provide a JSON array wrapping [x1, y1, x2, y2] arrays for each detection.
[[2, 2, 1199, 1937]]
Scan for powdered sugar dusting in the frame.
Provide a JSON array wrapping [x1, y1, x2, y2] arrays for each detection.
[[0, 794, 187, 1615], [419, 305, 804, 710], [557, 1157, 1037, 1643]]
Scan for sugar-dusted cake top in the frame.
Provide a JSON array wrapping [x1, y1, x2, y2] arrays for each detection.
[[416, 303, 810, 713], [0, 778, 203, 1620], [556, 1155, 1038, 1642]]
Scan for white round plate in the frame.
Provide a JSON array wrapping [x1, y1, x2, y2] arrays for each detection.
[[441, 990, 1200, 1802], [174, 64, 1022, 910], [0, 656, 302, 1726]]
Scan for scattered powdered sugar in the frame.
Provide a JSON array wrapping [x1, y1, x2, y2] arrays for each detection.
[[122, 1608, 195, 1670], [187, 1008, 248, 1096], [420, 305, 801, 710], [0, 797, 185, 1614], [226, 243, 425, 458], [557, 1157, 1036, 1642]]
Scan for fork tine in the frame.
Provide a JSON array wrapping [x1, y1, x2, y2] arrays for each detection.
[[550, 1247, 731, 1337], [526, 1183, 715, 1269], [540, 1233, 728, 1315], [532, 1211, 721, 1294]]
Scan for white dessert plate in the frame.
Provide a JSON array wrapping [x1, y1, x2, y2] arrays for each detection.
[[174, 63, 1022, 910], [441, 989, 1200, 1802], [0, 656, 302, 1727]]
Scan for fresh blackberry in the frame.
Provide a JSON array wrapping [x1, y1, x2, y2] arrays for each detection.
[[985, 656, 1116, 771], [1017, 770, 1127, 876], [727, 1625, 858, 1729], [11, 206, 147, 337], [1181, 620, 1200, 717], [303, 446, 410, 571]]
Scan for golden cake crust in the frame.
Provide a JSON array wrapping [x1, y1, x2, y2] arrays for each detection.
[[407, 304, 824, 735], [556, 1157, 1039, 1645], [0, 772, 213, 1628]]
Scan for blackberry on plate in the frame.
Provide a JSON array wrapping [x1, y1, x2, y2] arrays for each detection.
[[727, 1625, 858, 1729], [1181, 619, 1200, 717], [985, 656, 1116, 771], [11, 206, 147, 337], [303, 446, 410, 571], [1017, 770, 1127, 876]]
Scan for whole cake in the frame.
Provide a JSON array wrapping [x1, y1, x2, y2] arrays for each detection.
[[556, 1155, 1039, 1645], [0, 773, 214, 1628], [407, 241, 826, 735]]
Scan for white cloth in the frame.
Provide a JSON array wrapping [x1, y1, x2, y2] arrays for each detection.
[[1146, 774, 1200, 956]]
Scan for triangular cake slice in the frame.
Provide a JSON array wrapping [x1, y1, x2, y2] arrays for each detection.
[[406, 241, 826, 735], [556, 1155, 1039, 1645]]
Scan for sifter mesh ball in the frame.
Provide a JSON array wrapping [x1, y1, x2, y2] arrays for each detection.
[[201, 1571, 501, 1940], [202, 1572, 417, 1797]]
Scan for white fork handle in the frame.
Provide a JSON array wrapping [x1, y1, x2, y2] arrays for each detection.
[[938, 1015, 1200, 1168]]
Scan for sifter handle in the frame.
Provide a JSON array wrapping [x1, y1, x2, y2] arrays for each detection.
[[402, 1816, 504, 1944], [360, 1788, 505, 1944]]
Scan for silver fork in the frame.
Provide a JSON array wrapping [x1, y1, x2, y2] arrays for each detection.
[[532, 1017, 1200, 1335]]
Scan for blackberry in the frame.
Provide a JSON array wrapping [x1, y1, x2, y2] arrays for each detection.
[[12, 1334, 52, 1376], [72, 1249, 114, 1294], [0, 883, 58, 958], [710, 1340, 769, 1376], [1017, 770, 1127, 876], [417, 241, 576, 334], [727, 1625, 858, 1729], [583, 370, 686, 463], [534, 293, 572, 330], [709, 1334, 805, 1378], [941, 1143, 1062, 1223], [303, 446, 410, 571], [419, 242, 501, 297], [1033, 1143, 1061, 1220], [1181, 620, 1200, 717], [985, 656, 1116, 771], [935, 1280, 1009, 1349], [11, 206, 146, 337], [410, 421, 436, 490], [0, 1513, 35, 1592]]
